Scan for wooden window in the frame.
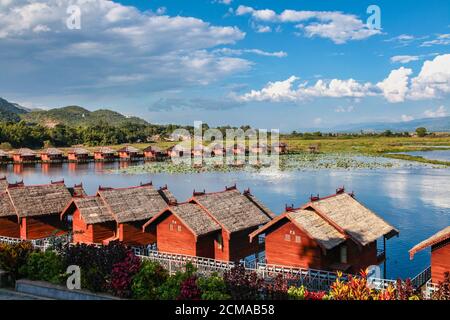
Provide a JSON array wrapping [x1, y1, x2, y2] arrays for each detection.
[[177, 225, 182, 232], [217, 234, 223, 250], [169, 223, 174, 231], [284, 234, 291, 241], [340, 245, 348, 264], [295, 235, 301, 243]]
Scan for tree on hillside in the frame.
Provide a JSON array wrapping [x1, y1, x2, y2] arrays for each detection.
[[416, 127, 427, 137]]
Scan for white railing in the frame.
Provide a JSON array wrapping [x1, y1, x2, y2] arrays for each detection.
[[425, 280, 439, 299], [0, 235, 70, 251], [411, 266, 432, 289]]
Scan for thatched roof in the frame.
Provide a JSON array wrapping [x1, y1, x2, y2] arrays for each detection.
[[308, 193, 398, 246], [7, 183, 73, 218], [69, 197, 115, 224], [40, 148, 63, 155], [69, 147, 89, 155], [0, 191, 15, 218], [0, 150, 10, 157], [143, 145, 163, 152], [95, 147, 115, 154], [144, 203, 221, 238], [191, 187, 273, 233], [98, 184, 172, 223], [158, 186, 177, 204], [244, 190, 276, 219], [68, 184, 87, 197], [409, 226, 450, 259], [0, 177, 8, 191], [13, 148, 36, 156], [118, 146, 140, 153]]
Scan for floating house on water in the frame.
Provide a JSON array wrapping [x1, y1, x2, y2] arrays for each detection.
[[12, 148, 36, 163], [117, 146, 141, 161], [272, 142, 288, 154], [250, 189, 399, 275], [0, 150, 10, 163], [40, 148, 64, 163], [410, 226, 450, 284], [67, 148, 90, 162], [143, 146, 167, 161], [94, 147, 116, 161], [0, 181, 73, 240]]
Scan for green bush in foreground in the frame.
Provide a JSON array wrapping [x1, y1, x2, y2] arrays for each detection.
[[131, 260, 169, 300], [19, 251, 64, 285]]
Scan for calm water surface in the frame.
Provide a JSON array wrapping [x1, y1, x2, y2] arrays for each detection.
[[1, 161, 449, 280], [399, 149, 450, 162]]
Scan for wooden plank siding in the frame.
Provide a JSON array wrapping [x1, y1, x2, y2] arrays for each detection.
[[0, 216, 20, 238], [156, 213, 197, 256], [20, 216, 67, 240], [118, 221, 155, 246], [431, 240, 450, 283], [71, 208, 116, 244]]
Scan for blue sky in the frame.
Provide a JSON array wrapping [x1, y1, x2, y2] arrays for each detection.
[[0, 0, 449, 131]]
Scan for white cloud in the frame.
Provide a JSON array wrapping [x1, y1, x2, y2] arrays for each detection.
[[0, 0, 247, 95], [235, 6, 381, 44], [255, 25, 272, 33], [216, 0, 233, 5], [237, 54, 450, 103], [335, 105, 354, 113], [421, 34, 450, 47], [313, 118, 323, 125], [377, 67, 412, 103], [214, 48, 287, 58], [390, 55, 420, 64], [401, 114, 414, 122], [423, 105, 447, 118], [408, 54, 450, 99]]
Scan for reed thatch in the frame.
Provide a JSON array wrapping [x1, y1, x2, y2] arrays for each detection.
[[409, 226, 450, 259], [68, 184, 87, 197], [192, 188, 272, 233], [158, 187, 177, 204], [13, 148, 36, 156], [41, 148, 63, 155], [98, 185, 172, 223], [7, 183, 73, 217], [167, 203, 221, 237], [118, 146, 140, 153], [244, 191, 276, 218], [0, 150, 10, 157], [310, 193, 398, 246], [71, 197, 115, 224], [69, 147, 89, 155], [0, 177, 8, 191], [95, 147, 116, 154], [0, 191, 15, 217]]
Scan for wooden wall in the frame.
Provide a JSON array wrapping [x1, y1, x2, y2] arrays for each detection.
[[431, 240, 450, 283], [0, 216, 20, 238], [20, 215, 67, 240], [119, 220, 156, 246], [229, 227, 260, 262], [156, 213, 197, 256], [265, 220, 323, 269], [71, 208, 116, 244]]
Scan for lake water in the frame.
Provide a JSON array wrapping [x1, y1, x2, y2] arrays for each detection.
[[398, 149, 450, 162], [1, 161, 450, 280]]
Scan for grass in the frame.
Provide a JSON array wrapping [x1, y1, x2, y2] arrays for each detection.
[[382, 153, 450, 166]]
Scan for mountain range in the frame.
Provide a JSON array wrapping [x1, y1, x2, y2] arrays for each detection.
[[0, 97, 148, 127]]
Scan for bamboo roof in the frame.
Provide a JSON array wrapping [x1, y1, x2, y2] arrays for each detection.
[[409, 226, 450, 259], [70, 197, 115, 224], [7, 183, 73, 218], [95, 147, 115, 154], [0, 191, 15, 218], [13, 148, 36, 156], [191, 187, 273, 233], [118, 146, 140, 153], [40, 148, 63, 155], [309, 193, 398, 246], [98, 184, 172, 223]]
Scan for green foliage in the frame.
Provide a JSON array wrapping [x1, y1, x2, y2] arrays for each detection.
[[131, 260, 169, 300], [287, 286, 308, 300], [157, 263, 196, 300], [197, 273, 230, 300], [0, 242, 35, 280], [20, 251, 64, 284], [416, 127, 428, 137]]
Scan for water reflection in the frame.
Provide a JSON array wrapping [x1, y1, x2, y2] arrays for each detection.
[[0, 163, 449, 279]]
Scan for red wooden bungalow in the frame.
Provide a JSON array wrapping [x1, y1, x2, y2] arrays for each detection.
[[143, 146, 167, 161], [67, 148, 89, 162], [0, 190, 19, 237], [0, 150, 10, 163], [94, 147, 116, 161], [183, 186, 274, 262], [192, 144, 205, 158], [12, 148, 36, 163], [207, 143, 226, 157], [143, 202, 221, 258], [118, 146, 141, 161], [61, 183, 176, 245], [230, 144, 245, 156], [272, 142, 288, 154], [250, 143, 267, 155], [410, 226, 450, 284], [167, 145, 189, 158], [40, 148, 64, 162], [2, 181, 73, 240], [250, 190, 399, 274]]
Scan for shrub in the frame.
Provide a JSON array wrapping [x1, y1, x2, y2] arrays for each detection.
[[60, 241, 129, 292], [132, 260, 169, 300], [20, 251, 64, 284], [111, 251, 141, 298], [287, 285, 328, 300], [179, 275, 202, 300], [198, 273, 230, 300], [263, 274, 288, 300], [0, 242, 34, 280], [432, 272, 450, 300], [157, 263, 196, 300], [395, 278, 421, 300], [224, 265, 263, 300], [329, 270, 372, 300]]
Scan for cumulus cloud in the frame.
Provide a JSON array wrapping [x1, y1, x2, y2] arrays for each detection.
[[0, 0, 247, 96], [235, 6, 381, 44], [421, 34, 450, 47], [236, 54, 450, 103], [423, 105, 447, 118]]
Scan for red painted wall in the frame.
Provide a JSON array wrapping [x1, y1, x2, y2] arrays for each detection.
[[0, 217, 20, 238], [20, 216, 67, 240], [72, 208, 116, 244], [156, 213, 197, 256], [431, 241, 450, 283], [119, 221, 156, 246]]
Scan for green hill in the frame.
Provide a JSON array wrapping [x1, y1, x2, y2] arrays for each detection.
[[20, 105, 148, 127], [0, 97, 29, 122]]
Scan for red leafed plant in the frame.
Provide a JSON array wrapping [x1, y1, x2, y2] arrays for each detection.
[[178, 275, 202, 300], [110, 251, 141, 298]]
